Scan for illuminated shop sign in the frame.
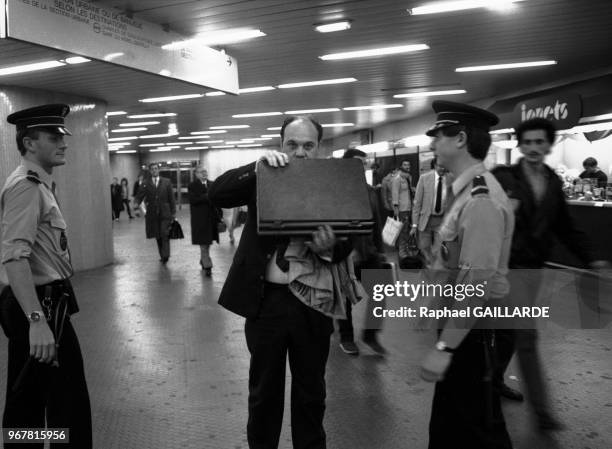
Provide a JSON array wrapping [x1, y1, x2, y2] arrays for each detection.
[[513, 93, 582, 129]]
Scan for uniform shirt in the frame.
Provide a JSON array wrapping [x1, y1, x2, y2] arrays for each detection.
[[433, 163, 514, 298], [0, 160, 72, 285]]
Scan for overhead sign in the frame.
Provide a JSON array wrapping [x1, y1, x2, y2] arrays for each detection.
[[513, 93, 582, 129], [3, 0, 239, 93], [0, 0, 5, 38]]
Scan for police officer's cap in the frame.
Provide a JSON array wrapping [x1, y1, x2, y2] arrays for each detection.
[[426, 100, 498, 137], [7, 104, 72, 136]]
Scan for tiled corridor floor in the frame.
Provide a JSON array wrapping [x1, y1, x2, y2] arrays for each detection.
[[1, 210, 611, 448]]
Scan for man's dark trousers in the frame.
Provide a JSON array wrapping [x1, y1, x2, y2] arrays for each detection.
[[245, 282, 332, 449]]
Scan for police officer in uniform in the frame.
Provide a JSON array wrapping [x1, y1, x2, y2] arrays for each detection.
[[0, 104, 92, 448], [419, 101, 515, 449]]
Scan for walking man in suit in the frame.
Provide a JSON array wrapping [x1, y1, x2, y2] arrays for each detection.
[[208, 116, 353, 449], [134, 163, 176, 263], [410, 157, 450, 268]]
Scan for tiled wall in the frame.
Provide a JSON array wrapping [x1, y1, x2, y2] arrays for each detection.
[[0, 85, 113, 271]]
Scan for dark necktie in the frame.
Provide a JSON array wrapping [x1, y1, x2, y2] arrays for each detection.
[[275, 239, 290, 273], [435, 175, 443, 214]]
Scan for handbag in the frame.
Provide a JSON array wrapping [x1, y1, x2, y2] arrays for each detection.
[[168, 219, 184, 239], [217, 220, 227, 233], [237, 209, 248, 225], [382, 216, 403, 246], [399, 233, 424, 269]]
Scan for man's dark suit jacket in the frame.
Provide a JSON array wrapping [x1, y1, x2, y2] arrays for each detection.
[[208, 162, 353, 319], [492, 159, 593, 268], [134, 177, 176, 239]]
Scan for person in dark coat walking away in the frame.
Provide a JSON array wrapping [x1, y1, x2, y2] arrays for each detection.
[[188, 166, 219, 276], [134, 163, 176, 263], [110, 177, 123, 221]]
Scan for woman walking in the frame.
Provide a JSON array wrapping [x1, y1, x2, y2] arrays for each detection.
[[120, 177, 134, 219], [188, 166, 219, 276]]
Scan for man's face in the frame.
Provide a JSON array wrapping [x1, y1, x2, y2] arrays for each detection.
[[195, 167, 207, 180], [150, 165, 160, 177], [583, 165, 595, 174], [25, 130, 67, 169], [281, 120, 319, 159], [430, 130, 459, 169], [435, 164, 446, 176], [519, 129, 551, 165], [400, 161, 410, 172]]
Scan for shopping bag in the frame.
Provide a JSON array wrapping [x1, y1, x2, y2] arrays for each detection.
[[168, 219, 184, 239], [382, 216, 402, 246]]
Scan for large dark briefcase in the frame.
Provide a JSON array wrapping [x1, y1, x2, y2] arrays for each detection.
[[257, 158, 374, 235]]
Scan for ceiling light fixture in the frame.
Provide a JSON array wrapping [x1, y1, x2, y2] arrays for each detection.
[[64, 56, 91, 64], [226, 140, 253, 144], [162, 29, 266, 49], [357, 142, 391, 153], [402, 135, 431, 147], [139, 143, 165, 147], [261, 134, 280, 138], [150, 148, 173, 152], [196, 140, 224, 144], [191, 130, 227, 135], [285, 108, 340, 114], [139, 94, 204, 103], [315, 21, 352, 33], [321, 123, 355, 128], [456, 60, 557, 72], [267, 127, 282, 131], [0, 60, 66, 76], [252, 137, 273, 141], [232, 112, 283, 118], [139, 133, 179, 139], [408, 0, 525, 15], [205, 91, 226, 96], [128, 113, 177, 119], [278, 78, 357, 89], [177, 136, 198, 140], [320, 44, 429, 60], [212, 145, 236, 149], [343, 104, 404, 111], [109, 136, 138, 141], [237, 144, 263, 148], [106, 111, 127, 116], [489, 128, 515, 134], [394, 89, 466, 98], [119, 121, 160, 126], [111, 127, 148, 133], [104, 52, 124, 61], [186, 146, 209, 150], [116, 150, 137, 154], [210, 125, 250, 129], [239, 86, 276, 93]]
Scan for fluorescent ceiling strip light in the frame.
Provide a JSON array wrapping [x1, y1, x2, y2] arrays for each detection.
[[139, 133, 178, 139], [186, 146, 209, 150], [321, 123, 355, 127], [267, 127, 282, 130], [403, 135, 431, 147], [490, 128, 515, 134], [150, 148, 172, 152], [320, 44, 429, 60], [343, 104, 403, 111], [128, 113, 177, 119], [226, 140, 253, 144], [177, 136, 199, 140], [238, 144, 263, 148], [232, 112, 283, 118], [162, 29, 266, 49], [106, 111, 127, 116], [139, 94, 203, 103], [315, 21, 351, 33], [64, 56, 91, 64], [119, 121, 160, 126], [285, 108, 340, 114], [494, 140, 519, 149], [165, 142, 193, 145], [278, 78, 357, 89], [104, 52, 124, 61], [206, 91, 226, 96], [252, 137, 273, 141], [456, 60, 557, 72], [409, 0, 524, 15], [196, 140, 224, 144], [261, 134, 280, 138], [394, 89, 466, 98], [357, 142, 391, 153], [210, 125, 250, 129], [0, 60, 65, 76], [116, 150, 137, 154], [212, 145, 236, 149], [191, 130, 227, 135], [109, 136, 138, 141], [239, 86, 276, 93], [139, 143, 165, 147], [111, 127, 147, 133]]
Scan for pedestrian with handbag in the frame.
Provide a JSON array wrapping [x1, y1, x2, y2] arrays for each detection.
[[188, 166, 219, 276]]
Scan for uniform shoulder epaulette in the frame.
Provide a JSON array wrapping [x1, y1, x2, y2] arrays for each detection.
[[471, 175, 489, 196], [26, 170, 41, 184]]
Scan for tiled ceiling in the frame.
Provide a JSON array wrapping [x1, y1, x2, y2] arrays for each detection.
[[2, 0, 612, 151]]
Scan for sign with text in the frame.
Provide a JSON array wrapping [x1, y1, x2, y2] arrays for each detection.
[[0, 0, 5, 38], [513, 93, 582, 129], [4, 0, 239, 93]]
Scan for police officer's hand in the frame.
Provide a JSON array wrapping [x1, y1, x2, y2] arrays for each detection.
[[29, 321, 56, 364], [259, 151, 288, 168], [420, 348, 452, 382], [409, 226, 417, 237], [306, 225, 336, 256]]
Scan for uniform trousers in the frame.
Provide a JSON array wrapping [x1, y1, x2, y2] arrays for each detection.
[[245, 282, 332, 449], [429, 330, 512, 449], [0, 288, 92, 449]]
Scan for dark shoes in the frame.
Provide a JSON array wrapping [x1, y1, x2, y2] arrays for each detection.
[[497, 383, 524, 401], [339, 341, 359, 355], [160, 257, 169, 264], [200, 260, 212, 276]]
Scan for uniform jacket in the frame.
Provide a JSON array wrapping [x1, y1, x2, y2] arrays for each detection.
[[208, 161, 354, 319], [134, 177, 176, 239], [188, 178, 219, 245], [493, 159, 593, 268], [412, 170, 449, 231]]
